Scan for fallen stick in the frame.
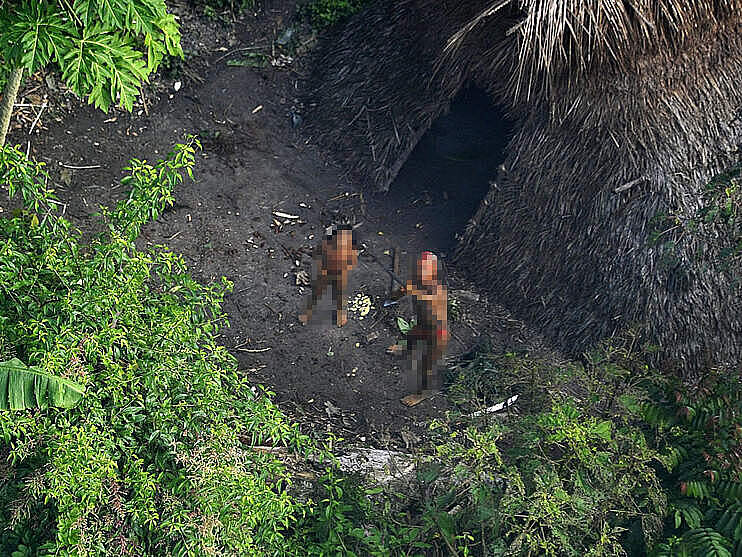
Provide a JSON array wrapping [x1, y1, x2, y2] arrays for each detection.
[[467, 395, 518, 418], [273, 210, 299, 219], [390, 246, 399, 297], [59, 163, 101, 170], [28, 102, 47, 135]]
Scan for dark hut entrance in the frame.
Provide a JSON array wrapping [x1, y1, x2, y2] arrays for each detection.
[[369, 87, 513, 256]]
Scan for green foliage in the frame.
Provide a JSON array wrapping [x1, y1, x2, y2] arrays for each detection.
[[446, 342, 592, 413], [187, 0, 254, 19], [0, 358, 84, 410], [420, 372, 665, 556], [448, 295, 461, 322], [290, 444, 423, 556], [650, 160, 742, 273], [0, 0, 182, 111], [299, 0, 368, 28], [426, 335, 741, 557], [0, 139, 308, 555], [626, 368, 742, 557], [396, 315, 413, 335], [445, 343, 506, 407]]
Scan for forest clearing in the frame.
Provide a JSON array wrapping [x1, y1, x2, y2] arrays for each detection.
[[0, 1, 739, 555]]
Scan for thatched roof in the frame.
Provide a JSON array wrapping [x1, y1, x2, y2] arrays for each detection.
[[303, 0, 742, 190], [440, 0, 742, 109], [302, 0, 515, 191], [455, 15, 742, 370], [302, 1, 742, 370]]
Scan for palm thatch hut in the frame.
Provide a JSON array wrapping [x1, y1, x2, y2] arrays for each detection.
[[303, 1, 742, 372]]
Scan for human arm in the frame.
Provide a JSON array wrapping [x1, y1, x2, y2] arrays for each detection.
[[347, 248, 359, 269], [312, 242, 328, 277], [389, 279, 416, 301]]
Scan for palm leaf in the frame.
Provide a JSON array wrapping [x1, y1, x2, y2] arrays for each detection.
[[0, 358, 84, 410], [0, 2, 74, 72], [681, 528, 732, 557], [59, 26, 149, 111], [717, 502, 742, 543]]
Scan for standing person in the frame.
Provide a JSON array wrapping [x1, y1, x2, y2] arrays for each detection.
[[299, 224, 358, 327], [386, 251, 448, 406]]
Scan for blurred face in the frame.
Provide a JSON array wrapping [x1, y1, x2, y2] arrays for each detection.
[[416, 253, 437, 285], [336, 230, 354, 251]]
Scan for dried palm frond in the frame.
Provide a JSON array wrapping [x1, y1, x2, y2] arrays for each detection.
[[439, 0, 742, 104]]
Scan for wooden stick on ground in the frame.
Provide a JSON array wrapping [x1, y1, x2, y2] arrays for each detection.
[[391, 246, 400, 297]]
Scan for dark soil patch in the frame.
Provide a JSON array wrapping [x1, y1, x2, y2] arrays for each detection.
[[2, 2, 552, 450]]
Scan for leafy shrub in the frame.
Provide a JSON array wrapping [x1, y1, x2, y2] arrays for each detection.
[[420, 348, 665, 556], [437, 336, 741, 556], [0, 1, 182, 113], [0, 140, 308, 555], [625, 368, 742, 556], [650, 160, 742, 274], [289, 441, 423, 556], [299, 0, 368, 28], [692, 162, 742, 268]]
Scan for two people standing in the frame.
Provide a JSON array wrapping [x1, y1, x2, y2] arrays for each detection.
[[299, 225, 447, 407]]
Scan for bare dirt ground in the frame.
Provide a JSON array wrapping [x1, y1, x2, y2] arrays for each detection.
[[2, 2, 553, 450]]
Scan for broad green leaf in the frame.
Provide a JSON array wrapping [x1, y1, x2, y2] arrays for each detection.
[[72, 0, 98, 28], [154, 13, 183, 57], [125, 0, 160, 35], [592, 420, 612, 441], [72, 0, 128, 28], [1, 0, 179, 111], [397, 316, 413, 334], [60, 26, 149, 111], [0, 2, 74, 72], [0, 358, 84, 410], [417, 462, 441, 484], [618, 393, 640, 414]]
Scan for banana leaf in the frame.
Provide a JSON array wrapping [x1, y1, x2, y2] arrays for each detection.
[[0, 358, 84, 410]]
